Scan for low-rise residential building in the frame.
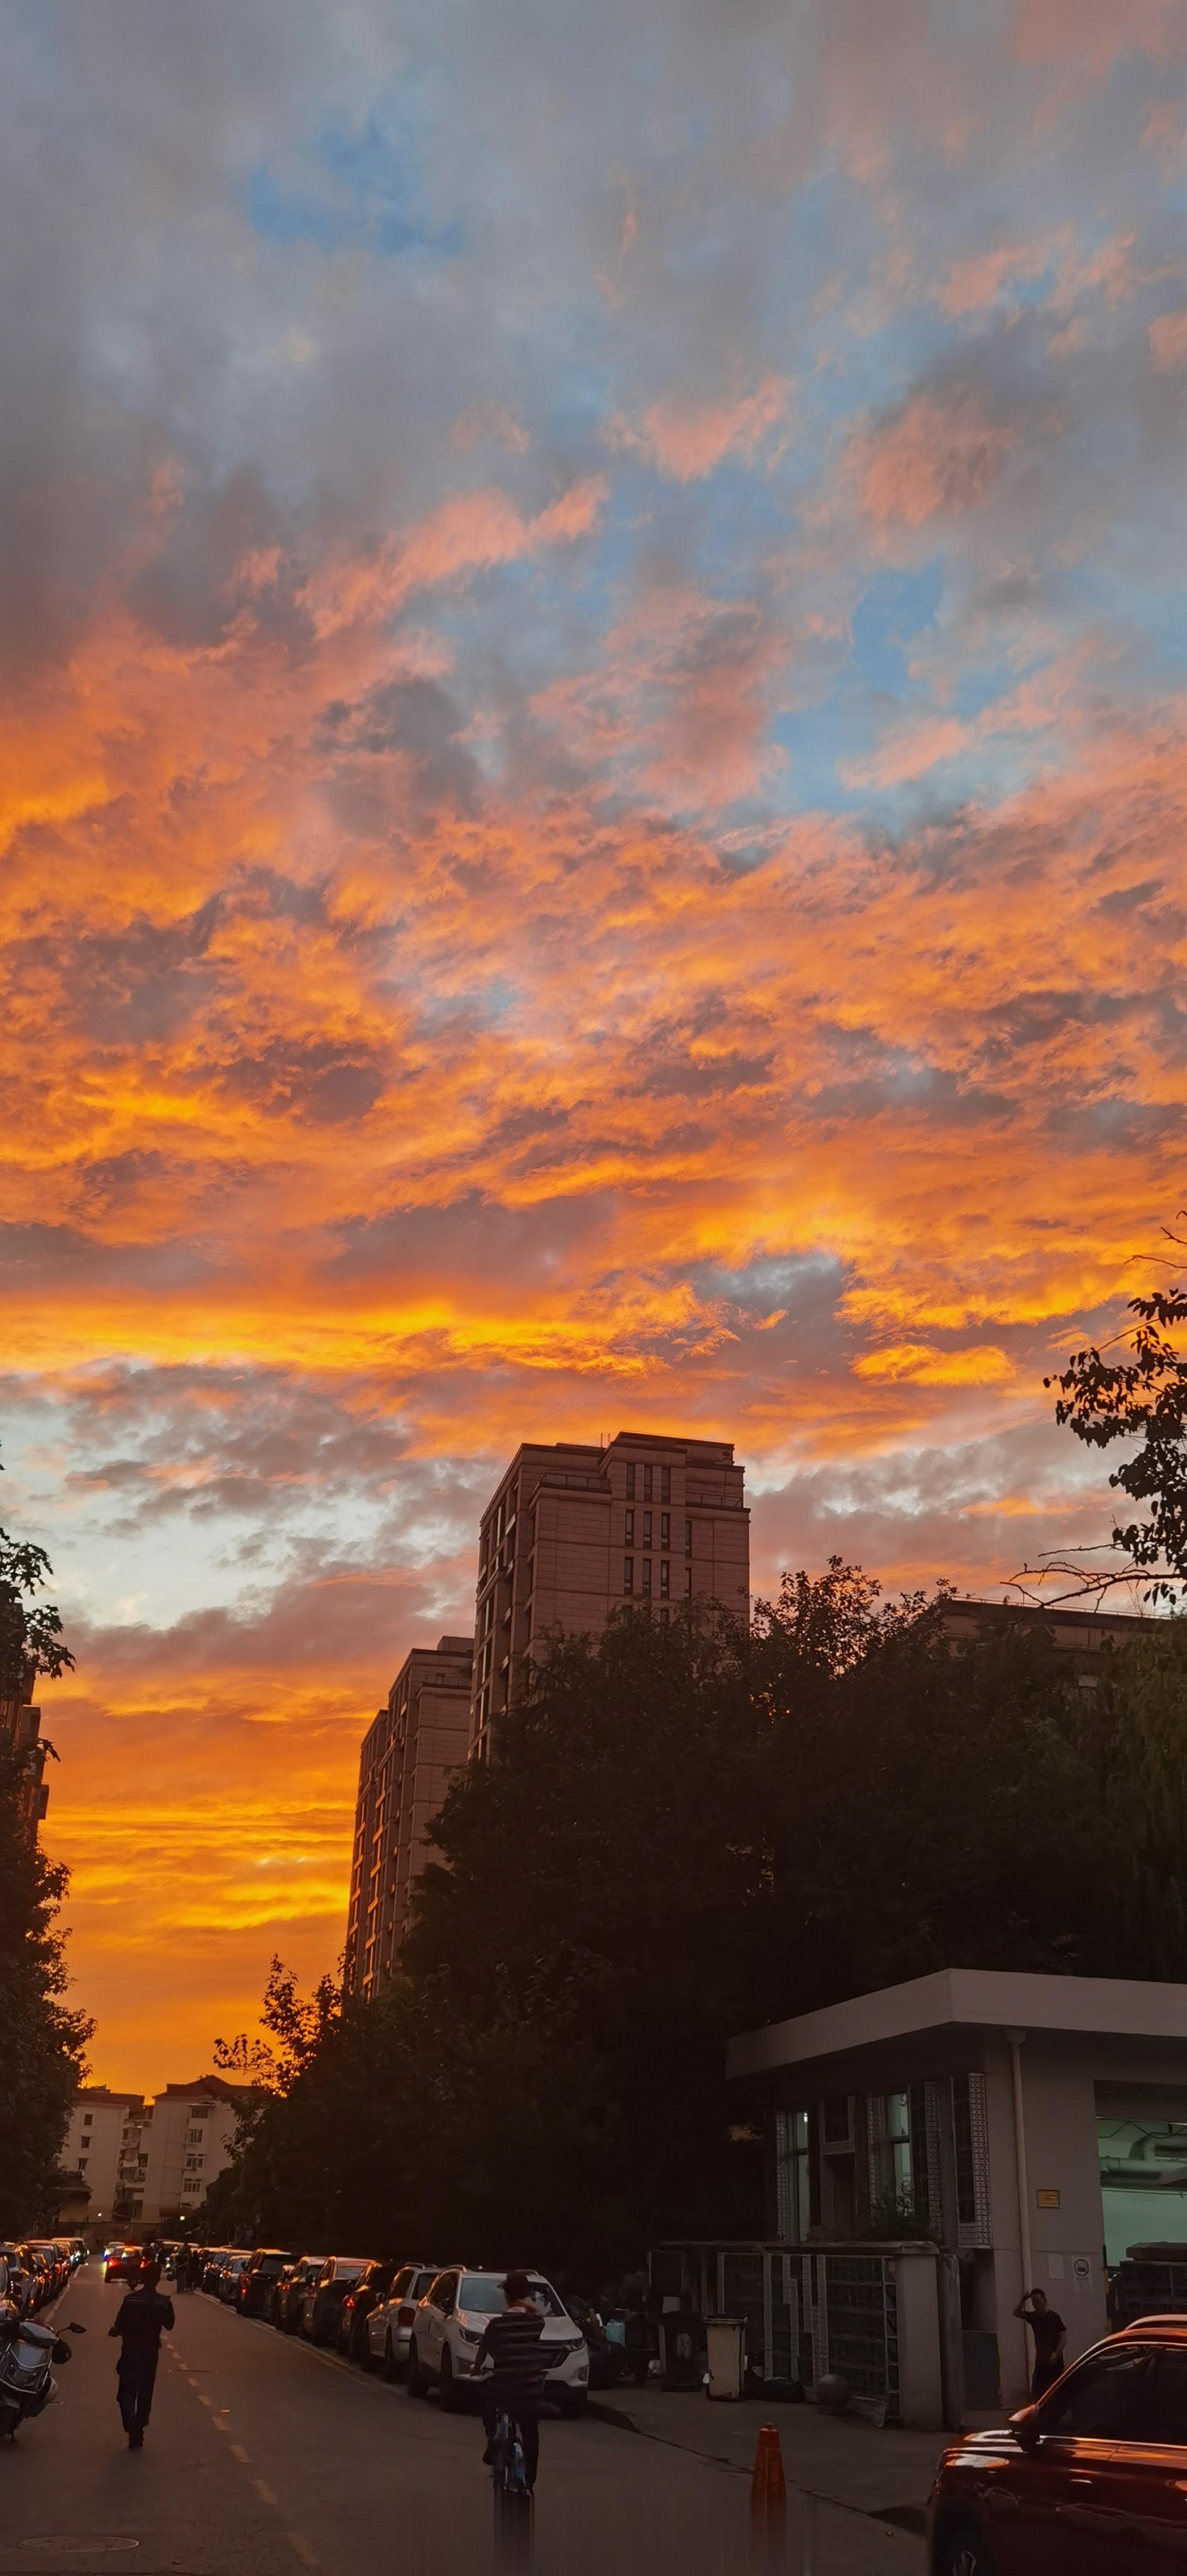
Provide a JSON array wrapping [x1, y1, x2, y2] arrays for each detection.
[[139, 2078, 251, 2224], [60, 2087, 146, 2237], [344, 1635, 473, 1997], [58, 2074, 252, 2233]]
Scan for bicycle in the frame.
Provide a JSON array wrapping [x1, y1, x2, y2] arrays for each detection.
[[490, 2409, 531, 2501]]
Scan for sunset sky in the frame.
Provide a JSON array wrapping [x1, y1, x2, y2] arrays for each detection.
[[2, 1, 1184, 2090]]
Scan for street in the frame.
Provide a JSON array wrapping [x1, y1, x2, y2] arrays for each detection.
[[0, 2266, 925, 2576]]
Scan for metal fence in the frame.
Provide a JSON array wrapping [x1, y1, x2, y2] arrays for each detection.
[[654, 2242, 907, 2419]]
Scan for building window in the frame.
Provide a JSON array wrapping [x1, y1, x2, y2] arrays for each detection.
[[643, 1511, 652, 1544], [83, 2113, 93, 2129], [626, 1463, 636, 1499], [641, 1559, 652, 1593], [624, 1558, 634, 1594], [188, 2106, 209, 2121], [660, 1559, 670, 1597], [661, 1514, 670, 1548], [624, 1509, 634, 1542], [661, 1465, 671, 1503], [659, 1607, 670, 1626], [643, 1465, 653, 1501], [685, 1519, 692, 1555], [685, 1565, 693, 1597], [775, 2109, 810, 2241]]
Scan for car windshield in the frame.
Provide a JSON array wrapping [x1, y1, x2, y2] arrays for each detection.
[[459, 2275, 567, 2319], [332, 2262, 367, 2283]]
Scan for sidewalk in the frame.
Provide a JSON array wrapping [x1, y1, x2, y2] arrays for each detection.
[[587, 2385, 944, 2536]]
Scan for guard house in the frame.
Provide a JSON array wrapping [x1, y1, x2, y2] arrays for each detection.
[[727, 1967, 1187, 2418]]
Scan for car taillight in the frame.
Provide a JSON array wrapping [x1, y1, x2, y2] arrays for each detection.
[[398, 2306, 416, 2325]]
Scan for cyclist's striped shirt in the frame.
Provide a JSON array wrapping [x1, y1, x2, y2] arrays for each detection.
[[475, 2304, 548, 2404]]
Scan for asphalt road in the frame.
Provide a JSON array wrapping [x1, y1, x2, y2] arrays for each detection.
[[0, 2265, 924, 2576]]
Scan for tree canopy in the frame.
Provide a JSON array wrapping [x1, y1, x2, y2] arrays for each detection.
[[1047, 1245, 1187, 1602], [207, 1570, 1187, 2277], [0, 1740, 92, 2233]]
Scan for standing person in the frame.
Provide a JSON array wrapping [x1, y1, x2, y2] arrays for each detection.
[[108, 2258, 174, 2448], [1013, 2285, 1066, 2399], [475, 2272, 548, 2496]]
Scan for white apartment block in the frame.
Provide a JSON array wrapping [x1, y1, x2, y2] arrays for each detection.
[[61, 2075, 252, 2231]]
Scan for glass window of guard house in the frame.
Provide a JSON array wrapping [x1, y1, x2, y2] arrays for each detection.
[[775, 2109, 810, 2241]]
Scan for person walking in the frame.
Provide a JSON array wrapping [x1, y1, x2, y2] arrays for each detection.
[[475, 2272, 548, 2495], [1013, 2285, 1066, 2399], [108, 2258, 174, 2448]]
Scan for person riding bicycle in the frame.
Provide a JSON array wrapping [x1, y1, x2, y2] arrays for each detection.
[[477, 2271, 548, 2495]]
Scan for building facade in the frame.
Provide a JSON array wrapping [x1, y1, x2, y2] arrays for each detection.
[[470, 1429, 749, 1757], [1, 1665, 50, 1831], [60, 2087, 146, 2239], [58, 2075, 250, 2233], [727, 1965, 1187, 2421], [140, 2078, 250, 2224], [344, 1635, 474, 1998]]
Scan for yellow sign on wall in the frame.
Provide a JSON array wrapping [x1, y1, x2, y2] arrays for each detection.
[[1036, 2188, 1061, 2209]]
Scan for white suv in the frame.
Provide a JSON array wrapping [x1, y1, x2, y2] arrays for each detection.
[[406, 2269, 589, 2416]]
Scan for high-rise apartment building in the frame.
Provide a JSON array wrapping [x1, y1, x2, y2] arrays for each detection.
[[470, 1429, 749, 1757], [344, 1635, 474, 1998], [1, 1664, 51, 1831]]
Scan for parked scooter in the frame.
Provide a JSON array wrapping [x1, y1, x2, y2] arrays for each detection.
[[0, 2301, 84, 2438]]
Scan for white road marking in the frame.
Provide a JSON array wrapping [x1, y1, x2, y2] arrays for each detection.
[[229, 2443, 250, 2463], [254, 2480, 279, 2507], [286, 2534, 321, 2570]]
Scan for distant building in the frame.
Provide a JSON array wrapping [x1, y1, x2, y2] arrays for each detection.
[[470, 1429, 749, 1757], [0, 1662, 50, 1831], [59, 2075, 253, 2233], [344, 1635, 474, 1999], [59, 2087, 146, 2238], [140, 2078, 251, 2225], [942, 1597, 1157, 1660]]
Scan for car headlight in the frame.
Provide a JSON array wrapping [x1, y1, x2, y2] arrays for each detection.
[[458, 2325, 482, 2345]]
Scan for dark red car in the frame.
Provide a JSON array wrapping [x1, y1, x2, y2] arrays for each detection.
[[928, 2314, 1187, 2572]]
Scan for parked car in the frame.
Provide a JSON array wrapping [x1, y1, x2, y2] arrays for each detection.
[[22, 2248, 52, 2307], [272, 2255, 325, 2334], [928, 2314, 1187, 2573], [406, 2269, 589, 2417], [365, 2263, 443, 2381], [236, 2249, 297, 2319], [201, 2248, 234, 2292], [336, 2260, 399, 2363], [217, 2253, 251, 2304], [0, 2246, 35, 2316], [301, 2257, 372, 2346], [28, 2243, 66, 2300]]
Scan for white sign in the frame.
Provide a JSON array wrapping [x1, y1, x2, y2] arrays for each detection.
[[1072, 2255, 1093, 2294]]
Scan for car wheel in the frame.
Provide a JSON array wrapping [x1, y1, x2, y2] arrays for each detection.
[[384, 2334, 402, 2385], [934, 2521, 997, 2576], [406, 2340, 427, 2397], [438, 2348, 460, 2412]]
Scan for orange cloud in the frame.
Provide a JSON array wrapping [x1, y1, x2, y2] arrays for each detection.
[[1150, 309, 1187, 370], [853, 386, 1019, 528], [303, 476, 607, 635], [608, 376, 792, 480]]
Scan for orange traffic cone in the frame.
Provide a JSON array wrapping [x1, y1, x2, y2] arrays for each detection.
[[750, 2423, 787, 2508]]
